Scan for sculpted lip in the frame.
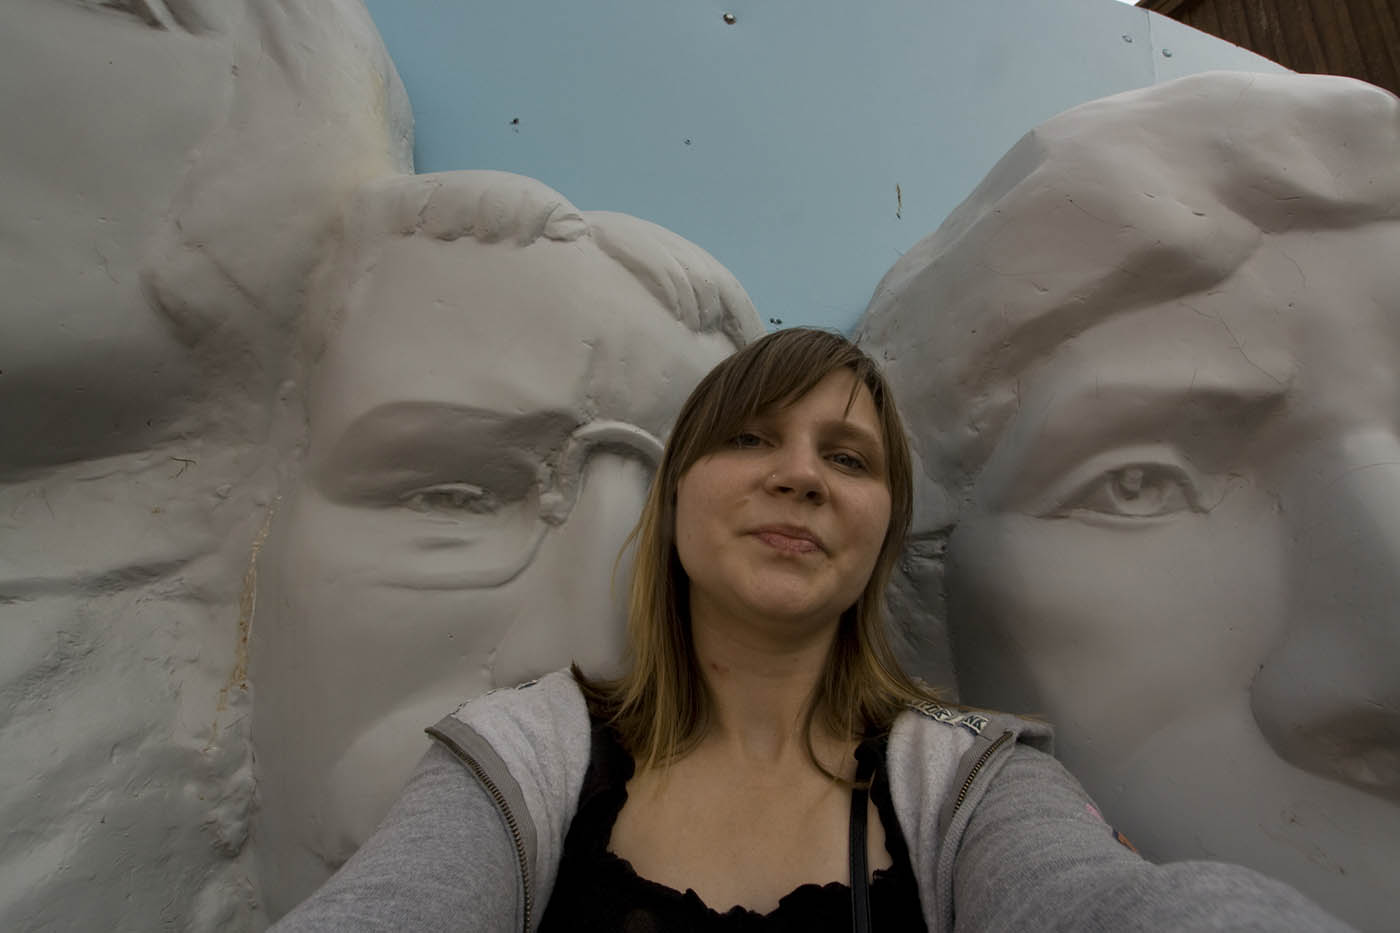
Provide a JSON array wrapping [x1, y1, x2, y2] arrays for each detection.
[[750, 524, 824, 554]]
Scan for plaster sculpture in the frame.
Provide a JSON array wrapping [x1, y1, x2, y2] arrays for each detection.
[[857, 71, 1400, 930], [250, 169, 764, 917], [0, 1, 410, 928]]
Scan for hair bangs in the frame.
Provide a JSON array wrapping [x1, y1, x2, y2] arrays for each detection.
[[581, 327, 945, 779], [677, 329, 891, 480]]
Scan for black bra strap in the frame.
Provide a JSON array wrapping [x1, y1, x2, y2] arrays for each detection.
[[849, 753, 876, 933]]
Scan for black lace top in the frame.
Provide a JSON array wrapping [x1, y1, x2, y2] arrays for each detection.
[[538, 719, 928, 932]]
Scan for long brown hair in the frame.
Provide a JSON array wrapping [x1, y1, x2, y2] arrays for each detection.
[[579, 327, 948, 775]]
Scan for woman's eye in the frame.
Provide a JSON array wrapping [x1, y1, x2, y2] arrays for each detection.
[[399, 483, 500, 515], [1055, 464, 1198, 519], [829, 451, 868, 472], [731, 432, 764, 449]]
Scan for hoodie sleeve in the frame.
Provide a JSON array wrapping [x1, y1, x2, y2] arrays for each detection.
[[268, 742, 519, 933], [950, 744, 1354, 933]]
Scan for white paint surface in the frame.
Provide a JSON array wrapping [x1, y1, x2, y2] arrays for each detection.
[[0, 1, 411, 928], [249, 170, 762, 916], [859, 72, 1400, 931]]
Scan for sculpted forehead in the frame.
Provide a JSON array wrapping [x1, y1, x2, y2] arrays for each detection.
[[859, 72, 1400, 484], [872, 222, 1400, 502], [309, 236, 735, 446]]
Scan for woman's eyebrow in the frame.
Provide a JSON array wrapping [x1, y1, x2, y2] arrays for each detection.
[[823, 420, 884, 452], [820, 422, 887, 474]]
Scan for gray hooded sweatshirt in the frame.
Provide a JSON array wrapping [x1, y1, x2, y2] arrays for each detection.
[[271, 670, 1352, 933]]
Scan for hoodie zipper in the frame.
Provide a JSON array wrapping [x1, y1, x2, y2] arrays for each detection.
[[443, 743, 534, 930], [951, 730, 1012, 815]]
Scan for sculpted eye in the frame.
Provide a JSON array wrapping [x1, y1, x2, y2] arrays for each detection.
[[1054, 464, 1199, 520], [399, 483, 501, 515]]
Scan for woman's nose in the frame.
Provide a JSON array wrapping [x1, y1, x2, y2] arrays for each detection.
[[763, 444, 828, 503], [1252, 429, 1400, 801]]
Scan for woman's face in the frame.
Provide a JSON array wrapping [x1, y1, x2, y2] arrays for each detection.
[[674, 368, 892, 635]]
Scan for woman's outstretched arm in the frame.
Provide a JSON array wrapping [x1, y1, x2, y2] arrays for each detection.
[[951, 746, 1354, 933], [269, 743, 519, 933]]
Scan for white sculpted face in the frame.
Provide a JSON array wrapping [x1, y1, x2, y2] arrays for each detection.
[[859, 73, 1400, 930], [251, 174, 752, 915]]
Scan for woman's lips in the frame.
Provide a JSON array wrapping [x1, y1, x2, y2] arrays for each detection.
[[752, 527, 822, 554]]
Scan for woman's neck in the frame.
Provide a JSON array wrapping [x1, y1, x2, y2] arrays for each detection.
[[689, 610, 848, 775]]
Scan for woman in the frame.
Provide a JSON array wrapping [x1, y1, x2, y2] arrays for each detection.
[[272, 329, 1349, 932]]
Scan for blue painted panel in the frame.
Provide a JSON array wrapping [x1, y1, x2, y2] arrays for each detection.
[[363, 0, 1285, 333]]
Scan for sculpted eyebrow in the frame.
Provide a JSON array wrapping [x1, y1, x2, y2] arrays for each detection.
[[1046, 380, 1284, 439], [971, 376, 1289, 512], [315, 404, 577, 500], [996, 379, 1287, 490]]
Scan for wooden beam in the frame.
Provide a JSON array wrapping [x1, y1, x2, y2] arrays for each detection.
[[1137, 0, 1199, 17]]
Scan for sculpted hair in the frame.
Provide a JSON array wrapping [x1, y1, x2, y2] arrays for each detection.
[[580, 327, 948, 775], [305, 170, 762, 361], [144, 0, 414, 355], [858, 71, 1400, 492]]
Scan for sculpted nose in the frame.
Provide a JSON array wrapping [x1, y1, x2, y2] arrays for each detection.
[[490, 450, 650, 686], [1253, 429, 1400, 802]]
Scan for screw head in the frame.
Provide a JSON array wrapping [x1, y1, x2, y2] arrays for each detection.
[[722, 12, 736, 24]]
